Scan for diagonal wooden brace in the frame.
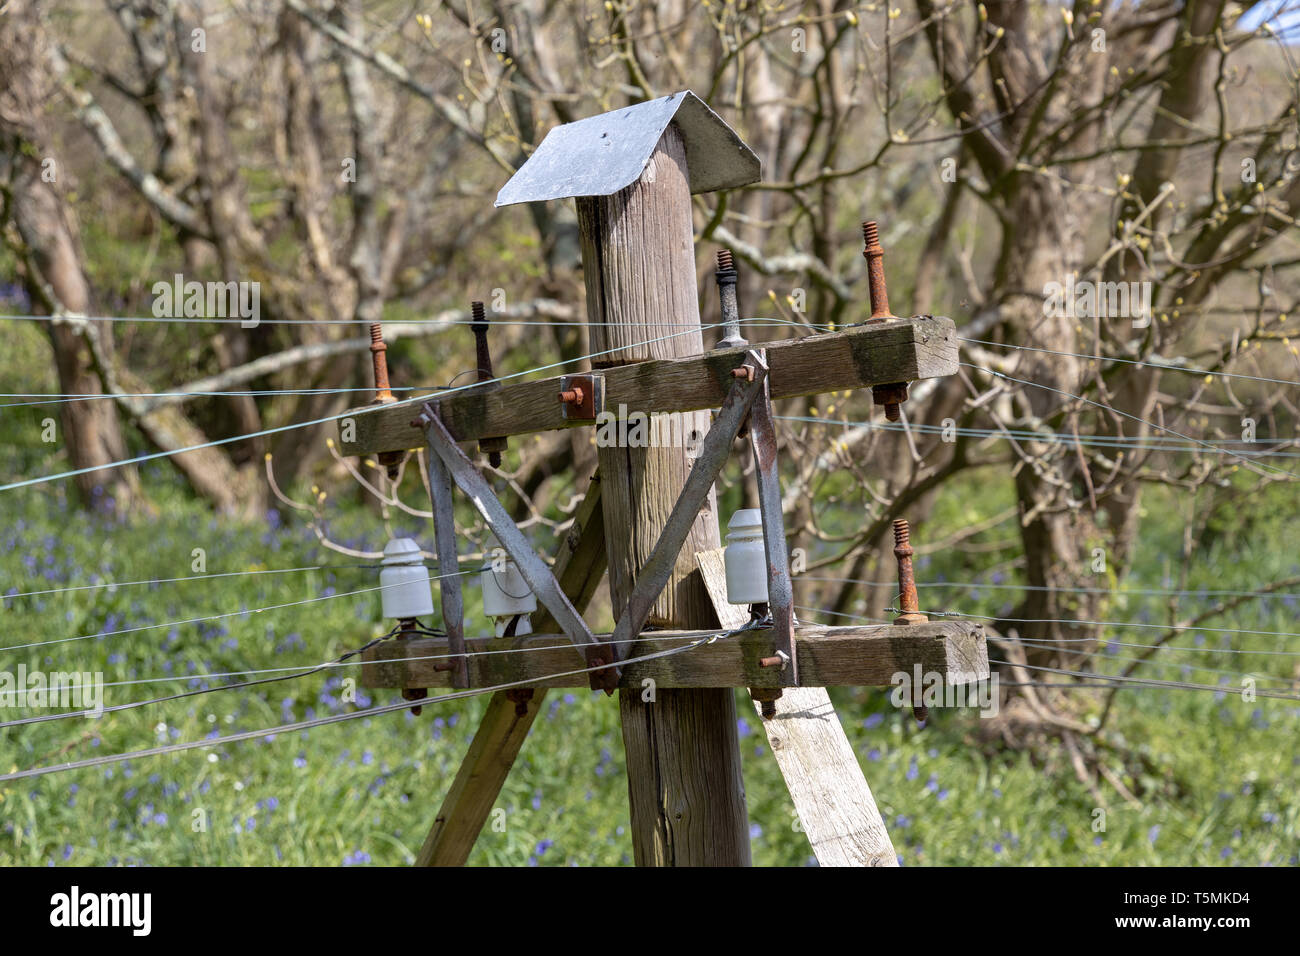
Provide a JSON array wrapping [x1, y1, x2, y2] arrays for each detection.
[[424, 425, 469, 689], [606, 350, 769, 658], [748, 373, 797, 686], [419, 403, 620, 693]]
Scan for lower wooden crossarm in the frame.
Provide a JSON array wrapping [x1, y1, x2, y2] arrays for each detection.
[[361, 621, 988, 690]]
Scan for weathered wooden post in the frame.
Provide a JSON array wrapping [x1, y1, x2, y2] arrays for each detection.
[[497, 92, 762, 865]]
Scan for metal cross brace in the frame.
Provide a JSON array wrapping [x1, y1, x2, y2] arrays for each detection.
[[418, 402, 621, 693], [424, 432, 469, 688], [605, 349, 771, 659]]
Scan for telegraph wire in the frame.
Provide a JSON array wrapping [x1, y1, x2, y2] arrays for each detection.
[[0, 628, 743, 782], [0, 323, 739, 494]]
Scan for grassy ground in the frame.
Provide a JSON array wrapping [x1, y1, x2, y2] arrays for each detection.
[[0, 467, 1296, 866], [0, 319, 1297, 865]]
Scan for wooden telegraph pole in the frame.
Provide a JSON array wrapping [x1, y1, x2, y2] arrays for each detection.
[[493, 93, 766, 865], [577, 125, 748, 866]]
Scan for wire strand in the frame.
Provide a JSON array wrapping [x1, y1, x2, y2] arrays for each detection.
[[961, 336, 1300, 387], [0, 629, 739, 782]]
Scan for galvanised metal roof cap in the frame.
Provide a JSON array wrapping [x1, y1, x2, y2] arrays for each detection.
[[381, 537, 424, 565], [495, 91, 761, 207]]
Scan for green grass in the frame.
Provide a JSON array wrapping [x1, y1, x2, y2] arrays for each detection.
[[0, 466, 1295, 867]]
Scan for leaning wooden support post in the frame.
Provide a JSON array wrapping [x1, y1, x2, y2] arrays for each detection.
[[752, 688, 899, 867], [697, 549, 900, 867], [415, 476, 607, 866]]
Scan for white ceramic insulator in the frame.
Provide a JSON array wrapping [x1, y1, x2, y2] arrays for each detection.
[[379, 537, 435, 620], [724, 508, 768, 605], [481, 560, 537, 619]]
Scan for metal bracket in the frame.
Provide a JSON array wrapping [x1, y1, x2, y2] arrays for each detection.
[[420, 403, 621, 693], [423, 409, 469, 689], [749, 370, 798, 687], [559, 373, 604, 421]]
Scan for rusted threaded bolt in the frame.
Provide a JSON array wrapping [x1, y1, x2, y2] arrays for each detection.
[[758, 655, 785, 668], [872, 381, 909, 423], [862, 220, 892, 322], [751, 688, 782, 718], [559, 387, 585, 405], [505, 688, 533, 718], [730, 366, 753, 381], [714, 248, 747, 350], [470, 301, 491, 380], [893, 518, 929, 626], [369, 322, 395, 404]]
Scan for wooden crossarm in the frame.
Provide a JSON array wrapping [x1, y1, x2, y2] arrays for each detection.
[[360, 621, 988, 690], [338, 315, 958, 456]]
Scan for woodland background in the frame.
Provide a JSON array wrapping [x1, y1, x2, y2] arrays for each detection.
[[1, 0, 1298, 865]]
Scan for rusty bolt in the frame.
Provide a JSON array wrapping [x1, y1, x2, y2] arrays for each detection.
[[892, 519, 928, 626], [892, 520, 929, 724], [758, 655, 784, 668], [368, 322, 404, 480], [751, 687, 782, 719], [730, 365, 754, 381], [505, 688, 534, 718], [369, 322, 395, 404], [862, 220, 892, 322], [559, 386, 585, 405], [872, 381, 910, 423], [401, 688, 427, 717]]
